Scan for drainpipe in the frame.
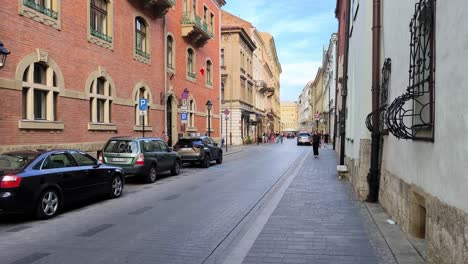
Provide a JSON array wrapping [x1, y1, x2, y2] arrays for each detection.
[[163, 16, 168, 137], [339, 0, 351, 165], [367, 0, 382, 203]]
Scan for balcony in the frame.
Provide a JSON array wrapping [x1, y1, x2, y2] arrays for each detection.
[[181, 12, 214, 47], [140, 0, 176, 18]]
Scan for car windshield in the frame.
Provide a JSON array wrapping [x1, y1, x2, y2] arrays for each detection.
[[175, 139, 203, 147], [0, 153, 38, 170], [104, 140, 139, 154], [298, 133, 310, 137]]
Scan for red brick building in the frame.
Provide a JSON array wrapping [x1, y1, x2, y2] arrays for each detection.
[[0, 0, 225, 152]]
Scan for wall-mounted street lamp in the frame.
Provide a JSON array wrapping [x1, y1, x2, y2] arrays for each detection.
[[0, 42, 11, 70], [206, 99, 213, 137]]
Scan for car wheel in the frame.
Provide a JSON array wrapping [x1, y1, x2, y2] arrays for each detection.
[[145, 165, 158, 183], [109, 175, 123, 198], [216, 152, 223, 164], [171, 160, 181, 176], [201, 154, 210, 168], [36, 189, 60, 220]]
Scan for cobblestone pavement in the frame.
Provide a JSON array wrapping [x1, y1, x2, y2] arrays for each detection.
[[241, 148, 399, 264]]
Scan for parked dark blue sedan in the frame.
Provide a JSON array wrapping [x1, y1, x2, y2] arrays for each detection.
[[0, 150, 124, 219]]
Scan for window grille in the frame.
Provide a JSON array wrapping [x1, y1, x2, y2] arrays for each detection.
[[365, 58, 391, 135], [385, 0, 435, 141]]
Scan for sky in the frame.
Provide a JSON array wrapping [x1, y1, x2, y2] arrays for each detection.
[[223, 0, 338, 102]]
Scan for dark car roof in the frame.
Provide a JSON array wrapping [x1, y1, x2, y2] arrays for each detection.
[[108, 136, 163, 141], [178, 136, 209, 140]]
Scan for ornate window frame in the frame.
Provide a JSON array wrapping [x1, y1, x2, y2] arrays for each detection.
[[16, 49, 65, 130], [87, 0, 114, 50], [206, 58, 213, 88], [134, 15, 151, 64], [166, 33, 176, 72], [18, 0, 62, 30], [186, 47, 196, 82], [85, 66, 117, 131]]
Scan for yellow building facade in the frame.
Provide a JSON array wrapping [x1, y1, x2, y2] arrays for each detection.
[[280, 102, 298, 132]]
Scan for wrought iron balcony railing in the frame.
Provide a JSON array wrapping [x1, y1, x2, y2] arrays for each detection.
[[24, 0, 58, 19], [181, 12, 214, 47]]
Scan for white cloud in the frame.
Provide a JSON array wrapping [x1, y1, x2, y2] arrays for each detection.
[[280, 61, 322, 101]]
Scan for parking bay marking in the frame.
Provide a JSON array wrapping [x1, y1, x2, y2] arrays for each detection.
[[129, 206, 154, 216], [10, 252, 50, 264], [6, 225, 32, 232], [77, 224, 114, 237], [162, 194, 180, 201]]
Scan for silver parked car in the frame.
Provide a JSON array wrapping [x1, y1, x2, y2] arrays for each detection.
[[297, 132, 312, 146]]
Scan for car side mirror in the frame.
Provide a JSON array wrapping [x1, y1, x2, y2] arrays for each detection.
[[168, 147, 173, 152], [213, 143, 218, 146], [93, 161, 102, 169]]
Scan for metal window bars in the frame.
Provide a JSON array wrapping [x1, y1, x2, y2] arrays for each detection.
[[365, 58, 391, 135], [384, 0, 435, 141]]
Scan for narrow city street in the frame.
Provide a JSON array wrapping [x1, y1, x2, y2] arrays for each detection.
[[0, 140, 422, 264]]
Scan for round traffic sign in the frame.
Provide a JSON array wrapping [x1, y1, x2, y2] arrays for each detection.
[[223, 109, 230, 115]]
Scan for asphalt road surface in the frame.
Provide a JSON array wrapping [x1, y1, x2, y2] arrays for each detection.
[[0, 139, 306, 264]]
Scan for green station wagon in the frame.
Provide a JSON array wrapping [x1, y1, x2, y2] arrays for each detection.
[[99, 137, 181, 183]]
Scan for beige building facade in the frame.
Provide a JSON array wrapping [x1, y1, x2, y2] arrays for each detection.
[[220, 11, 281, 145], [311, 67, 325, 132], [280, 101, 298, 132]]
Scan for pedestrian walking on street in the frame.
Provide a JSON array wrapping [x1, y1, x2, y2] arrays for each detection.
[[312, 130, 321, 158], [280, 133, 284, 144]]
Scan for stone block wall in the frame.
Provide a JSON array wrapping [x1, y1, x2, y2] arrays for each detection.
[[345, 139, 371, 200], [379, 168, 468, 264]]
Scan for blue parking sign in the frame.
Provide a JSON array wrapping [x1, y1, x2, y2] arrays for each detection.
[[181, 112, 188, 121], [139, 98, 148, 111]]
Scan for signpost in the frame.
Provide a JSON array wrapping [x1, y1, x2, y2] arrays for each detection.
[[139, 98, 148, 137], [223, 109, 230, 152]]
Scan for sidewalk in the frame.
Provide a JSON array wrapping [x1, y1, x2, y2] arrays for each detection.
[[240, 148, 424, 264]]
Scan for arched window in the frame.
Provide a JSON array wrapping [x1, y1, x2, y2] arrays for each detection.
[[167, 35, 174, 69], [22, 62, 59, 121], [187, 48, 195, 79], [206, 60, 212, 86], [89, 76, 113, 124], [135, 87, 149, 126], [135, 17, 147, 54], [188, 99, 196, 128]]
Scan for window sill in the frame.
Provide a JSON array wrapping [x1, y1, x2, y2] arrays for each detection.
[[187, 127, 197, 132], [20, 2, 61, 30], [88, 34, 114, 50], [88, 123, 117, 131], [167, 67, 176, 74], [134, 52, 151, 65], [134, 126, 153, 132], [206, 82, 213, 89], [186, 75, 196, 83], [18, 120, 64, 130]]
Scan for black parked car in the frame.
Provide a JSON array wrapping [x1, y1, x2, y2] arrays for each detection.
[[0, 150, 124, 219], [173, 136, 222, 168], [99, 137, 181, 183]]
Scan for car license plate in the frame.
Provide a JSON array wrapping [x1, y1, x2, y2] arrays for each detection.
[[111, 157, 126, 162]]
